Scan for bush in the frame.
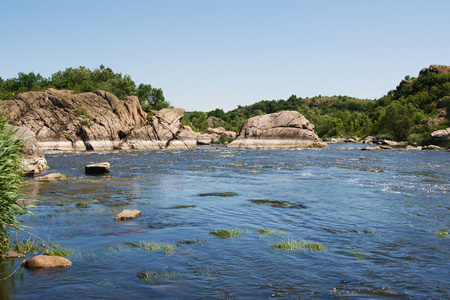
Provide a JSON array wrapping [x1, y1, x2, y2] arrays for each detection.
[[0, 110, 26, 253]]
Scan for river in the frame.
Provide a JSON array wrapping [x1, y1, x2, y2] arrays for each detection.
[[1, 144, 449, 299]]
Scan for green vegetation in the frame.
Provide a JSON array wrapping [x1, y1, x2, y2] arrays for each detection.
[[198, 192, 238, 197], [257, 228, 288, 236], [194, 268, 219, 278], [11, 238, 74, 257], [76, 202, 89, 208], [270, 240, 325, 252], [177, 239, 207, 245], [434, 229, 449, 238], [0, 110, 26, 254], [0, 65, 171, 111], [136, 270, 182, 284], [171, 205, 196, 209], [41, 243, 74, 257], [205, 68, 450, 144], [11, 238, 40, 254], [138, 241, 177, 254], [210, 227, 242, 238], [249, 199, 306, 209]]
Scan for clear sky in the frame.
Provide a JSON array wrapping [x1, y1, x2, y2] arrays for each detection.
[[1, 0, 449, 111]]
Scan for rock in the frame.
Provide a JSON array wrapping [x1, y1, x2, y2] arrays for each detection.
[[2, 251, 26, 259], [23, 255, 73, 268], [168, 126, 200, 149], [3, 89, 193, 151], [207, 116, 225, 128], [422, 145, 443, 150], [85, 162, 110, 175], [419, 64, 450, 76], [227, 111, 327, 149], [406, 145, 422, 150], [12, 126, 49, 175], [361, 146, 381, 151], [363, 136, 376, 144], [379, 145, 393, 150], [431, 128, 450, 142], [114, 209, 141, 221], [35, 172, 66, 181]]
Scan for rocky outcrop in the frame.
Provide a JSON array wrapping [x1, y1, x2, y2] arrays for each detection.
[[23, 255, 73, 268], [419, 64, 450, 76], [197, 127, 237, 145], [227, 111, 327, 149], [431, 127, 450, 142], [4, 89, 194, 151], [12, 126, 49, 175]]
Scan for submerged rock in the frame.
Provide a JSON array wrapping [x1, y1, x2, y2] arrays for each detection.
[[2, 251, 26, 259], [85, 162, 110, 175], [227, 111, 327, 149], [114, 209, 141, 221], [35, 172, 66, 181], [23, 255, 73, 268]]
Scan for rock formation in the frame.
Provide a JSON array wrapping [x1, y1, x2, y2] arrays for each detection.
[[85, 162, 110, 175], [227, 111, 327, 148], [4, 89, 194, 151], [12, 126, 49, 175], [114, 209, 141, 221], [431, 127, 450, 142]]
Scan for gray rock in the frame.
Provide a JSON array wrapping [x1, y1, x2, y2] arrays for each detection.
[[2, 251, 26, 259]]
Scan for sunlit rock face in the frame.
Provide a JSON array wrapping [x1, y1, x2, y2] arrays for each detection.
[[227, 111, 327, 149]]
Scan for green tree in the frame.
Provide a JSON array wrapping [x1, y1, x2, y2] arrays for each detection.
[[136, 84, 171, 110], [0, 109, 26, 253], [380, 101, 417, 141], [189, 111, 209, 132]]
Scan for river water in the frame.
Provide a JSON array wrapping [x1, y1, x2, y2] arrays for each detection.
[[1, 144, 449, 299]]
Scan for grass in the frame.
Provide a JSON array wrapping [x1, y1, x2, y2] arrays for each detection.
[[198, 192, 238, 197], [136, 270, 182, 284], [139, 241, 177, 254], [270, 240, 325, 252], [210, 227, 242, 238], [41, 243, 74, 257], [95, 208, 122, 214], [12, 238, 40, 254], [257, 228, 287, 236], [195, 268, 219, 278], [249, 199, 307, 209]]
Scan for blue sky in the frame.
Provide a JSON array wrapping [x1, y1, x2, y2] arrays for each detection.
[[1, 0, 449, 111]]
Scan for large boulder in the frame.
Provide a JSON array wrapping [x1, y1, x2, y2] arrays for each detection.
[[3, 89, 194, 151], [85, 162, 110, 175], [23, 255, 73, 268], [431, 127, 450, 142], [227, 111, 327, 148]]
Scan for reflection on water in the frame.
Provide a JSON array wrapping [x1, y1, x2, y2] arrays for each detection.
[[3, 145, 450, 299]]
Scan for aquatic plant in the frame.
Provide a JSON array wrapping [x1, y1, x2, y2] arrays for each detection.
[[195, 268, 219, 278], [198, 192, 238, 197], [249, 199, 306, 209], [139, 241, 177, 254], [76, 202, 89, 208], [434, 229, 449, 238], [41, 242, 74, 257], [270, 240, 325, 252], [177, 239, 207, 246], [210, 227, 241, 238], [136, 270, 182, 284], [257, 228, 287, 236], [12, 238, 40, 254], [171, 205, 196, 209]]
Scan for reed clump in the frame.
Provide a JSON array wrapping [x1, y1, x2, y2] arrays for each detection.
[[136, 270, 182, 284], [270, 240, 325, 252], [210, 227, 242, 238]]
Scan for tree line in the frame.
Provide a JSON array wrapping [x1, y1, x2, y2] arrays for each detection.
[[0, 65, 171, 111]]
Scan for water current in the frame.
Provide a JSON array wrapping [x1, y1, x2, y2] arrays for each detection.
[[1, 144, 449, 299]]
